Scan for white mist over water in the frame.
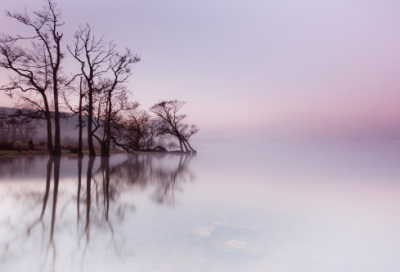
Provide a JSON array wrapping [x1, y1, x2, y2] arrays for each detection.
[[0, 140, 399, 271]]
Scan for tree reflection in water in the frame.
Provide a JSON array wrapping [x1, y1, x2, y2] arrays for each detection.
[[112, 153, 195, 206], [0, 153, 195, 271]]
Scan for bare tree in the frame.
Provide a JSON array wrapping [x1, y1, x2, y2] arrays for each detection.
[[63, 77, 88, 157], [0, 0, 65, 156], [111, 109, 158, 152], [6, 118, 17, 143], [15, 117, 38, 144], [92, 80, 139, 156], [68, 25, 111, 157], [150, 100, 199, 153], [0, 109, 42, 145], [68, 24, 140, 156]]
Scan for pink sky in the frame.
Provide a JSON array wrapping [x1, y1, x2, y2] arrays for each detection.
[[1, 0, 399, 139]]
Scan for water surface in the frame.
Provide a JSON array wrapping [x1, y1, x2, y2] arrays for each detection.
[[0, 141, 399, 272]]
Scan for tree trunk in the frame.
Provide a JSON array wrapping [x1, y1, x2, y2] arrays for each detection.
[[100, 141, 110, 157], [42, 92, 54, 156], [102, 126, 110, 157], [182, 140, 190, 152], [53, 74, 61, 156], [185, 140, 196, 153], [44, 112, 54, 156], [87, 89, 96, 157], [78, 87, 84, 157], [178, 138, 184, 151], [101, 98, 112, 157]]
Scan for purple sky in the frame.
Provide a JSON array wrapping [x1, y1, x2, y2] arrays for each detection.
[[1, 0, 399, 139]]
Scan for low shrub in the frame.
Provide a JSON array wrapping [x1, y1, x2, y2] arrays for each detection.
[[28, 140, 34, 150], [0, 141, 13, 150]]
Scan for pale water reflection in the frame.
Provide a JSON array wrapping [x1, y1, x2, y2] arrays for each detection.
[[0, 142, 399, 272]]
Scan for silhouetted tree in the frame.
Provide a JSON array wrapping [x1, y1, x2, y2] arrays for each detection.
[[63, 77, 88, 156], [68, 25, 140, 157], [15, 117, 38, 144], [150, 100, 199, 152], [111, 109, 158, 152], [0, 110, 39, 144], [92, 80, 139, 156], [0, 0, 65, 156]]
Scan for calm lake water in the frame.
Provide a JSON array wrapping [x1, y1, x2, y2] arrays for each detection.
[[0, 141, 399, 272]]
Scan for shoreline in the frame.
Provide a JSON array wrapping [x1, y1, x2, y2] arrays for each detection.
[[0, 145, 126, 157], [0, 146, 196, 157]]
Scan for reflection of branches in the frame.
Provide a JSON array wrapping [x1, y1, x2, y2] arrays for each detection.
[[0, 153, 196, 270], [109, 153, 196, 206], [151, 154, 195, 206], [99, 158, 121, 243], [22, 156, 60, 272], [77, 157, 82, 226], [101, 157, 111, 221], [27, 157, 53, 235], [81, 156, 95, 265], [47, 156, 60, 272], [42, 158, 53, 220], [0, 156, 54, 269]]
